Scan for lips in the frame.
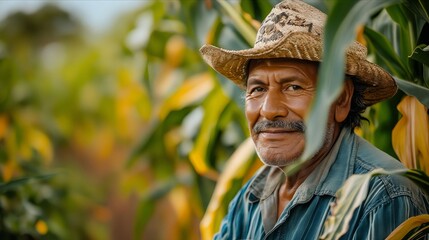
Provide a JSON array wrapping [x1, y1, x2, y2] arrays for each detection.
[[258, 128, 302, 140]]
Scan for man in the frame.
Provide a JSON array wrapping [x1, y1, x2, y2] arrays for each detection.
[[200, 0, 429, 239]]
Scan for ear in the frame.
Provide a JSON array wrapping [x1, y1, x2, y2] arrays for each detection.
[[335, 79, 354, 123]]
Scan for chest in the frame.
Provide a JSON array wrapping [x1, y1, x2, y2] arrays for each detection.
[[241, 195, 334, 240]]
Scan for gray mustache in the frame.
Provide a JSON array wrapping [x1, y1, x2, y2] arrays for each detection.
[[253, 120, 306, 133]]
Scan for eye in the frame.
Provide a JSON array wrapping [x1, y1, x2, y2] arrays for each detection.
[[248, 86, 266, 94], [252, 87, 265, 93], [286, 85, 303, 91]]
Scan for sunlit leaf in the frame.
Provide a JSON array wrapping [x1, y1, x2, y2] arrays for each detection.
[[386, 214, 429, 240], [159, 73, 214, 120], [217, 0, 257, 46], [189, 85, 230, 180], [0, 114, 8, 139], [200, 138, 260, 240], [392, 96, 429, 174], [26, 127, 53, 164], [133, 174, 191, 239]]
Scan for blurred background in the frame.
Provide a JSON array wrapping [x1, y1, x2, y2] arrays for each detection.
[[0, 0, 427, 239], [0, 0, 262, 239]]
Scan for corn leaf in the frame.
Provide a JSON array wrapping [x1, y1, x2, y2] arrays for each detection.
[[395, 77, 429, 108], [159, 73, 214, 120], [410, 44, 429, 66], [392, 96, 429, 174], [200, 138, 259, 240], [386, 4, 415, 62], [217, 0, 257, 46], [189, 85, 230, 180], [0, 174, 56, 194], [403, 0, 429, 23], [386, 214, 429, 240], [364, 26, 411, 80]]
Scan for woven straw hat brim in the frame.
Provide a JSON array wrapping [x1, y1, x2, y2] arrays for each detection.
[[200, 32, 397, 106]]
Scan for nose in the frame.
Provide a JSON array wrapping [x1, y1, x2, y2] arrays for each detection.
[[260, 90, 288, 120]]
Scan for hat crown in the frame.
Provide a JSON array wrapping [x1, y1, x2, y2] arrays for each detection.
[[255, 0, 325, 48]]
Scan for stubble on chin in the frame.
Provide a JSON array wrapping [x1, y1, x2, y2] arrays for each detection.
[[253, 123, 336, 167], [254, 143, 303, 167]]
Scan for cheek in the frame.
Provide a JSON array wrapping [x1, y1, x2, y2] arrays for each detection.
[[245, 100, 261, 127]]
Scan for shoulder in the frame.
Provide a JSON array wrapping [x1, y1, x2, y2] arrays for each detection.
[[352, 135, 429, 213]]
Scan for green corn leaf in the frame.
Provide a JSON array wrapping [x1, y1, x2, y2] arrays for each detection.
[[133, 174, 191, 240], [200, 138, 258, 240], [217, 0, 257, 46], [189, 84, 231, 180], [386, 4, 415, 63], [404, 0, 429, 23], [395, 77, 429, 108], [0, 174, 56, 194], [410, 44, 429, 66], [364, 26, 412, 80]]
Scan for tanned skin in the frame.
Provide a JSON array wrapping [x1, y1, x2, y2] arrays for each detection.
[[245, 58, 354, 219]]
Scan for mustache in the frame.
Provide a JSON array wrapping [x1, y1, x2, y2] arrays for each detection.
[[253, 120, 306, 134]]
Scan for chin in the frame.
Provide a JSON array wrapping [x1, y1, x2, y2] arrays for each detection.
[[256, 149, 302, 167]]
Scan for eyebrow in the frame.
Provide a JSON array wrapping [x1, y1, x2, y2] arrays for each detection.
[[246, 77, 266, 86]]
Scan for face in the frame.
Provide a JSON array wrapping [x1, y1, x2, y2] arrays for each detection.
[[245, 58, 349, 167]]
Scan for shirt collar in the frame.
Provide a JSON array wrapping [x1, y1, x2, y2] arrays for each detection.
[[247, 127, 356, 202]]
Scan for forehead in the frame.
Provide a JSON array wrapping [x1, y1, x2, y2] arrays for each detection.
[[247, 58, 319, 81]]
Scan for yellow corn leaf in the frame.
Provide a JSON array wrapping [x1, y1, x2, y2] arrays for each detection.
[[0, 114, 8, 139], [26, 128, 53, 164], [200, 138, 260, 240], [355, 25, 366, 46], [159, 73, 214, 120], [116, 67, 151, 139], [165, 35, 186, 68], [2, 159, 18, 182], [386, 214, 429, 240], [189, 85, 228, 180], [168, 186, 191, 229], [392, 96, 429, 174], [164, 127, 182, 158]]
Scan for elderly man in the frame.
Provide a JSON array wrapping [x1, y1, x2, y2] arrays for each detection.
[[200, 0, 429, 239]]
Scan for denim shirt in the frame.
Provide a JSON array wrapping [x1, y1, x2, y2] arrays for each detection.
[[214, 128, 429, 240]]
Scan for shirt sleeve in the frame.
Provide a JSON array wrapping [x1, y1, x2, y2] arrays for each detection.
[[345, 175, 429, 240], [213, 186, 245, 240]]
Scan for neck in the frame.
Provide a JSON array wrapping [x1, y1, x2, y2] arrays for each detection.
[[276, 125, 342, 219]]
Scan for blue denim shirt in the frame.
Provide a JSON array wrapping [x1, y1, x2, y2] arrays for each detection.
[[214, 128, 429, 239]]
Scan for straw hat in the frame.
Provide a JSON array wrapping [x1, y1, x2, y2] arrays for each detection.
[[200, 0, 397, 106]]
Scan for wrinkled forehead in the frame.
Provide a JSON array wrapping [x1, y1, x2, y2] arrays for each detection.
[[246, 58, 319, 82]]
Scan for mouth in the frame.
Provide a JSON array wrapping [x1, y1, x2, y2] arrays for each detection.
[[258, 128, 302, 140]]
